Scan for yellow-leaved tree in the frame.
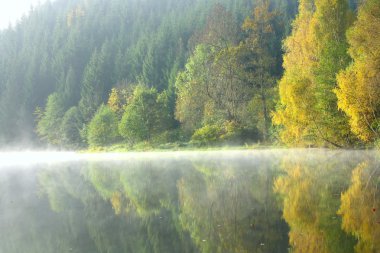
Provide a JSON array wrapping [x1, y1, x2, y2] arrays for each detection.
[[273, 0, 354, 147], [335, 0, 380, 143], [272, 0, 317, 146]]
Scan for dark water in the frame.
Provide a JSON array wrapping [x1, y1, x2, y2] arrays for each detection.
[[0, 150, 379, 253]]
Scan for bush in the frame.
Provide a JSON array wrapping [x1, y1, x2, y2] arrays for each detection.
[[191, 124, 223, 145], [151, 129, 188, 144], [191, 121, 259, 146], [87, 105, 120, 147]]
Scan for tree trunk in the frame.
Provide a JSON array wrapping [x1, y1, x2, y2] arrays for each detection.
[[260, 76, 269, 143]]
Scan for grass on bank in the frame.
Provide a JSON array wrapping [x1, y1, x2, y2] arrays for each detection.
[[85, 141, 282, 153]]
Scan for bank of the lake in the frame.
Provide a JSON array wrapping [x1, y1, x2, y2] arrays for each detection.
[[84, 142, 285, 153]]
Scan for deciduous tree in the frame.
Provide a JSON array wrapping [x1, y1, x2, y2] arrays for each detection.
[[335, 0, 380, 143]]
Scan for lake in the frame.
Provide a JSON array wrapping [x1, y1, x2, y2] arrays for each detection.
[[0, 150, 379, 253]]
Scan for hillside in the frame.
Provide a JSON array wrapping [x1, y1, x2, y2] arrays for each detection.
[[0, 0, 297, 148], [2, 0, 377, 150]]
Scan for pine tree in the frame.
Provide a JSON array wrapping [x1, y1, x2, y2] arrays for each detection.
[[36, 92, 66, 145]]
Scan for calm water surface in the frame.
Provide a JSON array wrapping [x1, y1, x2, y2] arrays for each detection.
[[0, 150, 379, 253]]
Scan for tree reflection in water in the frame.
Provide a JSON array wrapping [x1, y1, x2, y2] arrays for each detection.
[[1, 151, 379, 253], [339, 161, 380, 253]]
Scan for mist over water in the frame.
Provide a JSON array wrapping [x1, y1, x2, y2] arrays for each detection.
[[0, 150, 379, 253]]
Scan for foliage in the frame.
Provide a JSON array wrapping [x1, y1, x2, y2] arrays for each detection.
[[61, 106, 83, 148], [8, 0, 379, 149], [36, 93, 66, 145], [190, 121, 251, 146], [175, 5, 246, 133], [107, 86, 132, 116], [238, 0, 280, 141], [273, 0, 354, 147], [175, 44, 211, 132], [335, 0, 380, 143], [87, 105, 119, 147], [3, 0, 290, 147], [191, 124, 223, 145], [119, 85, 171, 144]]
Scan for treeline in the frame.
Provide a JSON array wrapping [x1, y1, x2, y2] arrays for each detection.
[[273, 0, 380, 148], [0, 0, 296, 149], [1, 0, 379, 149]]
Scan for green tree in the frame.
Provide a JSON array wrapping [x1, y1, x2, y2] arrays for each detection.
[[87, 104, 119, 147], [119, 85, 170, 144], [61, 106, 83, 148], [36, 92, 66, 145], [239, 0, 279, 141], [79, 41, 115, 124], [175, 45, 211, 132], [175, 5, 250, 136]]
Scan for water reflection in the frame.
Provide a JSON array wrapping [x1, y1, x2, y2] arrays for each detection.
[[0, 150, 379, 253], [274, 152, 359, 253], [339, 160, 380, 253]]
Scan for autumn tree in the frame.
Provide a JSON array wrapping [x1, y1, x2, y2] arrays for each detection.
[[273, 0, 354, 147], [107, 86, 132, 116], [335, 0, 380, 143]]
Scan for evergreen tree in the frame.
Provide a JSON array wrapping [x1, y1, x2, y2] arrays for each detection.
[[61, 106, 83, 148], [36, 93, 66, 145]]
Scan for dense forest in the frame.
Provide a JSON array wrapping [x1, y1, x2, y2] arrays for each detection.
[[0, 0, 377, 149]]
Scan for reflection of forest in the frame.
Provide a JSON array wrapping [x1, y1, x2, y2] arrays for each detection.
[[0, 153, 288, 253], [274, 151, 380, 253], [1, 151, 379, 253], [339, 161, 380, 253]]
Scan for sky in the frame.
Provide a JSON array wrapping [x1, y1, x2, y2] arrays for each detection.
[[0, 0, 47, 30]]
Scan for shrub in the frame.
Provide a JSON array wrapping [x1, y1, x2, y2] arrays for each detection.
[[191, 124, 223, 145]]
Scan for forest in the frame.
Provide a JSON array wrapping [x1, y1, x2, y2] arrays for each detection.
[[0, 0, 378, 150]]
